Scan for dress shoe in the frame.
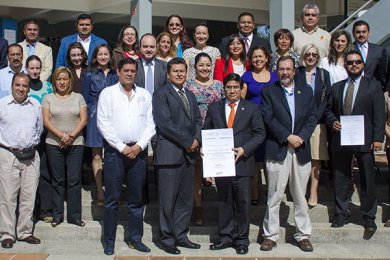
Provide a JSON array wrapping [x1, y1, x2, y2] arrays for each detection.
[[209, 241, 232, 250], [104, 245, 114, 255], [363, 222, 377, 240], [297, 239, 313, 252], [160, 244, 181, 255], [51, 219, 63, 228], [385, 218, 390, 227], [1, 238, 14, 249], [260, 239, 277, 251], [331, 215, 350, 228], [128, 241, 151, 252], [68, 219, 85, 227], [18, 235, 41, 244], [177, 239, 201, 249], [308, 200, 318, 207], [235, 244, 248, 254]]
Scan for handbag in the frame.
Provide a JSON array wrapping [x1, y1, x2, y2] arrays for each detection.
[[0, 145, 36, 160]]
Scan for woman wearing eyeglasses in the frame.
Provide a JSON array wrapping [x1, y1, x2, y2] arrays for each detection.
[[320, 30, 353, 85], [164, 15, 193, 58], [296, 44, 331, 207], [112, 25, 139, 68]]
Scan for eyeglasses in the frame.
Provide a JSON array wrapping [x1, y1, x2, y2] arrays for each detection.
[[304, 52, 318, 58], [124, 33, 136, 37], [345, 60, 364, 65], [169, 23, 181, 27]]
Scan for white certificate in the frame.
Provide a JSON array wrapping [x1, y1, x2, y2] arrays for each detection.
[[201, 128, 236, 177], [340, 115, 365, 146]]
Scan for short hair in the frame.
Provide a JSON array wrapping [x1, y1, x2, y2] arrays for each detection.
[[194, 52, 212, 67], [301, 3, 320, 18], [52, 67, 74, 94], [223, 73, 243, 88], [23, 19, 39, 29], [117, 57, 138, 71], [238, 12, 254, 23], [140, 33, 157, 45], [26, 55, 42, 68], [76, 14, 93, 24], [156, 32, 177, 58], [248, 46, 271, 71], [66, 42, 88, 68], [300, 44, 320, 66], [273, 28, 294, 47], [276, 55, 296, 69], [7, 43, 23, 55], [167, 57, 187, 72], [12, 72, 29, 86], [353, 20, 370, 33], [344, 49, 363, 62]]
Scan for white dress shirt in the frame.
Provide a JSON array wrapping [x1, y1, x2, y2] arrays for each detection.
[[77, 35, 91, 55], [0, 95, 43, 149], [225, 99, 240, 124], [97, 82, 156, 153], [0, 66, 27, 95]]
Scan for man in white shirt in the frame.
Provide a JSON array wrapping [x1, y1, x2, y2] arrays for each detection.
[[0, 72, 43, 249], [0, 44, 26, 97], [97, 58, 155, 255]]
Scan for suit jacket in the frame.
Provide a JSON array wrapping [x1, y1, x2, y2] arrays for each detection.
[[353, 42, 387, 88], [19, 40, 53, 81], [135, 58, 167, 91], [261, 80, 317, 164], [152, 82, 202, 166], [295, 66, 331, 122], [218, 34, 272, 58], [0, 38, 8, 69], [385, 47, 390, 91], [203, 98, 265, 176], [324, 76, 385, 152], [55, 33, 107, 68]]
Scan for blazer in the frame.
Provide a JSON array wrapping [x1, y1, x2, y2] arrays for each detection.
[[353, 42, 387, 88], [0, 38, 8, 69], [295, 66, 331, 122], [385, 47, 390, 91], [261, 80, 317, 164], [218, 34, 272, 57], [55, 33, 107, 68], [203, 98, 265, 176], [152, 82, 202, 166], [135, 58, 167, 91], [324, 76, 386, 152], [19, 40, 53, 81]]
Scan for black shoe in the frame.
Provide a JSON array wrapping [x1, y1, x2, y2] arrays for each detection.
[[128, 241, 151, 252], [363, 221, 377, 240], [51, 219, 63, 228], [235, 244, 248, 254], [209, 241, 232, 250], [177, 239, 201, 249], [260, 239, 277, 251], [104, 245, 114, 255], [160, 244, 181, 255], [331, 215, 350, 228], [68, 219, 85, 227], [1, 238, 14, 249]]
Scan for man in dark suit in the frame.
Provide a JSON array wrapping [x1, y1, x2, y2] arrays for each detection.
[[135, 33, 167, 94], [218, 12, 271, 57], [204, 73, 265, 255], [260, 56, 317, 252], [0, 38, 8, 69], [352, 20, 387, 90], [324, 50, 385, 239], [152, 58, 202, 255]]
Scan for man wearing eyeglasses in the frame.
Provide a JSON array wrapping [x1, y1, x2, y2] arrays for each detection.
[[293, 3, 331, 59], [324, 50, 385, 239]]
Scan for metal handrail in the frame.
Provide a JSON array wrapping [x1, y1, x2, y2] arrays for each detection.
[[330, 0, 375, 34]]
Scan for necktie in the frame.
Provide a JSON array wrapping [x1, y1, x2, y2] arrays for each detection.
[[228, 103, 236, 128], [244, 37, 250, 54], [343, 79, 355, 115], [146, 61, 154, 95], [359, 45, 367, 63], [178, 89, 191, 118]]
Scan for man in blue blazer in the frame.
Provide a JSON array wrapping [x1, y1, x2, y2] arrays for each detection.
[[55, 14, 107, 67], [152, 58, 202, 255], [260, 56, 317, 252], [0, 38, 8, 69], [204, 73, 265, 255]]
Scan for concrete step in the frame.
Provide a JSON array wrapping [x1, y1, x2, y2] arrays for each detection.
[[32, 221, 390, 244]]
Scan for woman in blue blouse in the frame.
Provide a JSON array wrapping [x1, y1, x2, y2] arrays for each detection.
[[164, 15, 193, 58], [82, 44, 118, 206]]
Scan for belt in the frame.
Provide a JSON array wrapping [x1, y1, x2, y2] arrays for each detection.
[[0, 144, 35, 152], [126, 142, 137, 146]]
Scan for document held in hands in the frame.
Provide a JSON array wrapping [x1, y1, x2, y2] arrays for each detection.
[[201, 128, 236, 177], [340, 115, 365, 146]]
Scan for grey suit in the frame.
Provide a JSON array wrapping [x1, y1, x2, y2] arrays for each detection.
[[152, 82, 202, 248], [135, 58, 167, 92]]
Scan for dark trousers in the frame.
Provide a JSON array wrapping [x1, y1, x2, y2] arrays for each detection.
[[215, 176, 251, 246], [333, 150, 377, 221], [34, 136, 52, 218], [157, 162, 195, 248], [103, 145, 147, 247], [46, 144, 84, 222]]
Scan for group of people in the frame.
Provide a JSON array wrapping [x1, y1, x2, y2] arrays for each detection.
[[0, 2, 389, 256]]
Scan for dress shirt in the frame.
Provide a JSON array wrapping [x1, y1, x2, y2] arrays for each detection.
[[283, 84, 295, 132], [0, 95, 42, 149], [0, 66, 27, 94], [239, 33, 253, 49], [358, 42, 368, 62], [224, 99, 240, 124], [97, 82, 156, 153], [77, 35, 91, 55], [26, 42, 36, 56], [343, 75, 362, 110]]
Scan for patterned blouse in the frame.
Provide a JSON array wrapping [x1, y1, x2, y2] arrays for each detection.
[[183, 46, 221, 80], [271, 49, 300, 72]]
